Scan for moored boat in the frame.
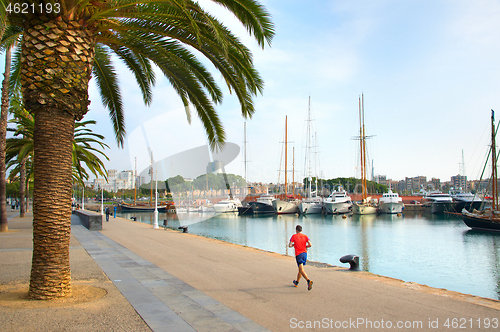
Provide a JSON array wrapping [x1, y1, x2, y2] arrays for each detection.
[[352, 197, 378, 215], [323, 189, 352, 214], [462, 110, 500, 232], [452, 191, 482, 213], [119, 201, 171, 212], [352, 94, 377, 215], [213, 198, 242, 213], [299, 196, 323, 215], [273, 196, 300, 214], [378, 190, 404, 214], [422, 192, 454, 214]]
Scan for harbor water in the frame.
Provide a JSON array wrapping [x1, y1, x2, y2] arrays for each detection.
[[117, 210, 500, 301]]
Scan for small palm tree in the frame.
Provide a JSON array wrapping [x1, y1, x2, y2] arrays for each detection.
[[4, 0, 274, 299], [0, 24, 22, 229], [7, 107, 109, 185]]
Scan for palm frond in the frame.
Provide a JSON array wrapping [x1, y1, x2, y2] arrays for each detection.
[[92, 44, 125, 147]]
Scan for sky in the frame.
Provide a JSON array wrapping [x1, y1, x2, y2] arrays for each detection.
[[6, 0, 500, 185]]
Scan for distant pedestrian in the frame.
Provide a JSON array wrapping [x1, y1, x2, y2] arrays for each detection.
[[105, 206, 110, 222], [15, 200, 19, 210], [10, 199, 15, 211], [289, 225, 313, 291]]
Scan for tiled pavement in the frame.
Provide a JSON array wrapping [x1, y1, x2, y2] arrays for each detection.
[[71, 216, 269, 332]]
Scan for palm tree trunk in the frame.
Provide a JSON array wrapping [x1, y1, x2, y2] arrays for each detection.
[[0, 47, 11, 232], [25, 173, 30, 213], [21, 18, 95, 299], [29, 107, 74, 299], [19, 158, 26, 217]]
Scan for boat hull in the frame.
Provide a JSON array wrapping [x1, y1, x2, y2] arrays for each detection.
[[431, 202, 455, 214], [324, 201, 351, 214], [119, 204, 169, 212], [272, 199, 299, 214], [462, 211, 500, 232], [378, 202, 404, 214], [213, 199, 242, 213], [238, 205, 254, 215], [352, 203, 378, 215], [299, 202, 323, 214], [453, 201, 482, 213]]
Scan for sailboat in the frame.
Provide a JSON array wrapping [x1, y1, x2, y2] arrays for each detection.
[[299, 97, 323, 214], [352, 94, 378, 215], [273, 116, 300, 214], [462, 110, 500, 231]]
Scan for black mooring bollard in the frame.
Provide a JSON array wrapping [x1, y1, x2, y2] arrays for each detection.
[[178, 226, 188, 233], [130, 216, 137, 221], [339, 254, 360, 270]]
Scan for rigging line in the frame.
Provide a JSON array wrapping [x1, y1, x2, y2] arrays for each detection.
[[474, 116, 500, 210]]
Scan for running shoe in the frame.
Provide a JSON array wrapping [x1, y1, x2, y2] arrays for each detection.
[[293, 280, 299, 287], [307, 280, 313, 291]]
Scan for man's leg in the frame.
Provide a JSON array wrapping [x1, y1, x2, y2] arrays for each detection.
[[296, 267, 302, 283], [298, 264, 309, 281]]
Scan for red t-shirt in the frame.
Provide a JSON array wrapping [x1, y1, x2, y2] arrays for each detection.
[[290, 233, 309, 256]]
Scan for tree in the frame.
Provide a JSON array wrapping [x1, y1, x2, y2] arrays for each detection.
[[4, 0, 273, 299], [0, 24, 21, 229], [7, 108, 109, 186]]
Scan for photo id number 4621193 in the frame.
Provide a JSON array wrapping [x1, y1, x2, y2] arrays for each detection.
[[6, 2, 61, 14], [442, 318, 498, 329]]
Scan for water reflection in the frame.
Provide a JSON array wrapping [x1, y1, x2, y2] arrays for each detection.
[[117, 211, 500, 300]]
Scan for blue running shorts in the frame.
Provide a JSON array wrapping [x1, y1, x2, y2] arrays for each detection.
[[296, 252, 307, 266]]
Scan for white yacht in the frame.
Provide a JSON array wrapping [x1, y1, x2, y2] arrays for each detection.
[[378, 190, 404, 214], [323, 190, 352, 214], [213, 197, 242, 213], [272, 197, 300, 214], [422, 192, 454, 214], [299, 193, 324, 215]]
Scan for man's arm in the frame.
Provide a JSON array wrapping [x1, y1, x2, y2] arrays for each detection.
[[288, 241, 294, 248], [306, 240, 312, 248]]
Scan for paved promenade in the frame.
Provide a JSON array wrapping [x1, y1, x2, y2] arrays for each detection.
[[1, 211, 499, 331]]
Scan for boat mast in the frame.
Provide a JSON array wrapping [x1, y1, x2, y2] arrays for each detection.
[[307, 97, 312, 198], [134, 157, 137, 204], [293, 146, 295, 196], [362, 94, 368, 199], [244, 122, 247, 184], [285, 115, 288, 195], [150, 152, 153, 205], [358, 96, 365, 200], [492, 110, 497, 210]]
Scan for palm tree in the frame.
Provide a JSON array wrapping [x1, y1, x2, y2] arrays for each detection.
[[7, 108, 109, 186], [0, 24, 22, 229], [4, 0, 274, 299]]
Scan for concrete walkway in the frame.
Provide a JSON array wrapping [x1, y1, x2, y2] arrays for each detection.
[[1, 212, 499, 332]]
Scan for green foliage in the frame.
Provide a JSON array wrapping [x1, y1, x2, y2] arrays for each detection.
[[4, 0, 274, 149], [6, 104, 109, 186], [314, 177, 388, 194], [165, 173, 246, 193], [6, 181, 19, 198]]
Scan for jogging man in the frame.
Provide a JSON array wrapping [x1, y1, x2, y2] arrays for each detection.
[[289, 224, 313, 290]]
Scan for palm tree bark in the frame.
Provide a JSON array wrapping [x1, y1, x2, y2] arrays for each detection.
[[19, 158, 25, 217], [30, 107, 74, 299], [0, 47, 11, 232], [21, 18, 94, 299]]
